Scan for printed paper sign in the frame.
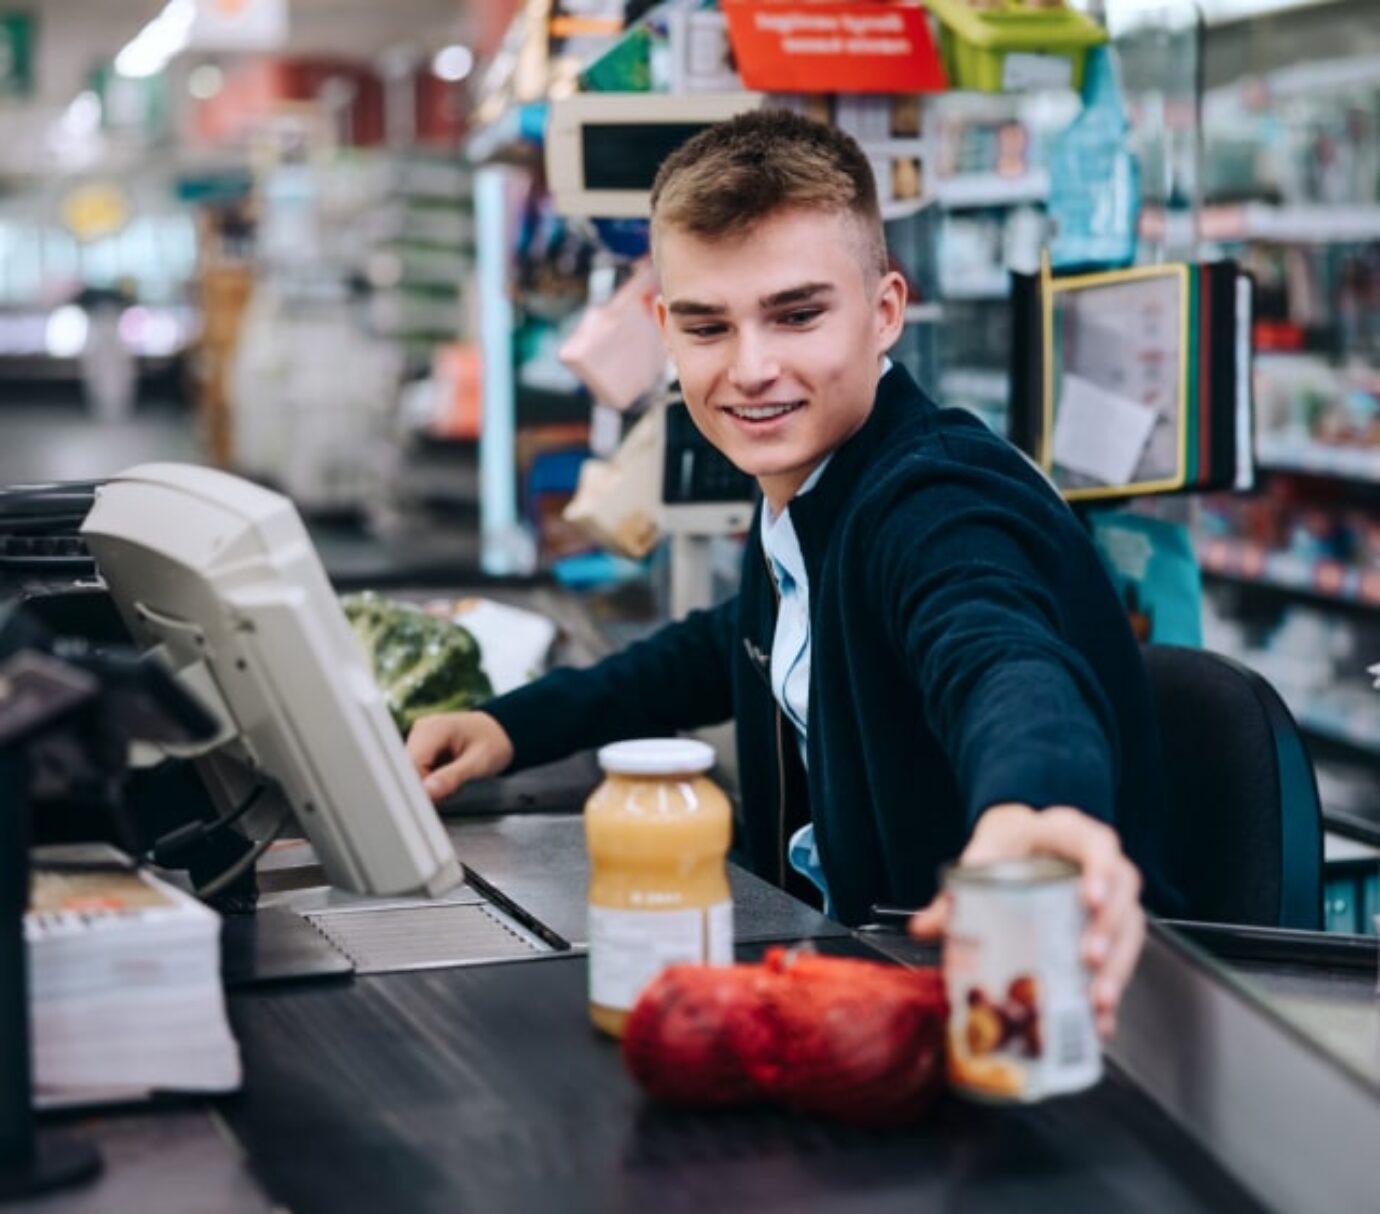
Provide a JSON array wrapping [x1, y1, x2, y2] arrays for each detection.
[[1001, 53, 1073, 92], [1052, 373, 1157, 487], [722, 2, 946, 94]]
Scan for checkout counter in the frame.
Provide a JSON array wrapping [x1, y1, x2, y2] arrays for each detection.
[[3, 490, 1377, 1213], [12, 798, 1380, 1214]]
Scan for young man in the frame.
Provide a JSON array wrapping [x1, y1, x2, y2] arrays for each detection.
[[408, 110, 1177, 1036]]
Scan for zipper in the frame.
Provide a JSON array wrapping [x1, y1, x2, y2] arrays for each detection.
[[761, 544, 789, 887]]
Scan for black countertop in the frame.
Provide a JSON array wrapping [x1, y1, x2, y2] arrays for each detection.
[[221, 939, 1260, 1214], [22, 815, 1275, 1213], [446, 813, 848, 947]]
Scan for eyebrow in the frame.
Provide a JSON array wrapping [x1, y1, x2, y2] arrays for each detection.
[[760, 282, 834, 309], [666, 281, 836, 319]]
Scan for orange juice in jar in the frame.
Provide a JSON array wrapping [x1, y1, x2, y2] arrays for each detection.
[[585, 739, 734, 1038]]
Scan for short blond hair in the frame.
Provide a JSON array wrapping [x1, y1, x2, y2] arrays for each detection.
[[649, 108, 886, 281]]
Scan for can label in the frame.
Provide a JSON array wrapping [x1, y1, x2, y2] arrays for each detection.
[[588, 901, 733, 1012], [944, 871, 1101, 1102]]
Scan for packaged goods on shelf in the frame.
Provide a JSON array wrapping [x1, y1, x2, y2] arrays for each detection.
[[927, 0, 1107, 94]]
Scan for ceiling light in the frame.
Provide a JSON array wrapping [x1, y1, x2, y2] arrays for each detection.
[[115, 0, 195, 80], [432, 45, 475, 83], [46, 307, 89, 359]]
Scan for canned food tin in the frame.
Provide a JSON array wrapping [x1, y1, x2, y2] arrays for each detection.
[[942, 857, 1101, 1103]]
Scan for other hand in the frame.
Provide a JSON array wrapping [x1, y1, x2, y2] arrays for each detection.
[[406, 711, 515, 803], [908, 803, 1145, 1040]]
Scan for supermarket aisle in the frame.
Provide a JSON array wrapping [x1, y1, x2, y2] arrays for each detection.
[[0, 397, 485, 584]]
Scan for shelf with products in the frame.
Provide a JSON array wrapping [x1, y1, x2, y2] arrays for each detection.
[[1204, 640, 1380, 763], [1300, 714, 1380, 763], [1141, 203, 1380, 246], [1201, 50, 1380, 225], [903, 303, 944, 325], [1255, 437, 1380, 485], [931, 168, 1051, 210], [369, 155, 474, 371], [1196, 537, 1380, 611], [1203, 581, 1380, 797], [1252, 353, 1380, 489], [939, 366, 1009, 404], [925, 90, 1056, 312]]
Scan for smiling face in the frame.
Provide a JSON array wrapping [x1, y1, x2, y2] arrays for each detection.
[[654, 207, 906, 513]]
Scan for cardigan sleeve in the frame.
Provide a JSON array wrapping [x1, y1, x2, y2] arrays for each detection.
[[867, 480, 1120, 827], [481, 597, 738, 773]]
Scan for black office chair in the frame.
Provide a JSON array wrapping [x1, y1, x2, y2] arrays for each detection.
[[1142, 644, 1323, 930]]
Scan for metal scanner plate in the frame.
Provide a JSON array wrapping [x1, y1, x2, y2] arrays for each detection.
[[305, 902, 551, 974]]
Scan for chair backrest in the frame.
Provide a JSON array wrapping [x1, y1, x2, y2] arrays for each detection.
[[1142, 644, 1322, 930]]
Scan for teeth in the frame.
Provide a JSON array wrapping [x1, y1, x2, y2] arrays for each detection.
[[728, 402, 801, 421]]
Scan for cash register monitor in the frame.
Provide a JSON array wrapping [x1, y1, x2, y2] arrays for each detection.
[[80, 463, 463, 898]]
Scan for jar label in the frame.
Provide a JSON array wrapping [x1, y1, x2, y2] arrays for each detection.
[[588, 900, 734, 1011]]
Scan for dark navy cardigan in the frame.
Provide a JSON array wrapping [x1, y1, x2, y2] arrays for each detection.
[[485, 364, 1180, 925]]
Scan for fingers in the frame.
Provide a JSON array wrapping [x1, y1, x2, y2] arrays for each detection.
[[959, 803, 1038, 867], [1094, 903, 1145, 1039], [907, 892, 951, 940], [406, 714, 484, 803], [1088, 874, 1145, 1040], [960, 805, 1147, 1042], [422, 748, 488, 802], [405, 715, 457, 776]]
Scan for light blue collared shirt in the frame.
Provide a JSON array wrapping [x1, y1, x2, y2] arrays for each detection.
[[761, 457, 832, 911], [760, 359, 892, 916]]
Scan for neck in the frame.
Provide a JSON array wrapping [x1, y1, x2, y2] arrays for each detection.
[[758, 465, 820, 516]]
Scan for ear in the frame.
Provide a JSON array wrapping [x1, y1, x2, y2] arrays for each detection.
[[875, 270, 907, 355], [653, 292, 670, 343]]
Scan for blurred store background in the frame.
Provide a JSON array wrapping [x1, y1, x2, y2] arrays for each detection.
[[2, 0, 1380, 923]]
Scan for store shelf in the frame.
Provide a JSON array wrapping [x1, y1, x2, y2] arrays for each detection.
[[1300, 713, 1380, 763], [1144, 203, 1380, 246], [1197, 538, 1380, 609], [1256, 435, 1380, 484], [940, 274, 1011, 302], [939, 367, 1008, 403], [881, 197, 932, 222], [903, 303, 943, 325], [1319, 805, 1380, 855], [931, 169, 1049, 210]]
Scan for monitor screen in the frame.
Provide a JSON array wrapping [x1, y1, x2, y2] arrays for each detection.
[[580, 122, 716, 191], [81, 463, 463, 899]]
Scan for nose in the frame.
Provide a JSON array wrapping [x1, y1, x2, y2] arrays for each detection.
[[727, 327, 780, 398]]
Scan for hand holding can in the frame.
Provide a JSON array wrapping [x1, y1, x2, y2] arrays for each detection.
[[909, 803, 1146, 1042]]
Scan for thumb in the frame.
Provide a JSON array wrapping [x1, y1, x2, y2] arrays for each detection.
[[907, 892, 951, 940], [422, 750, 486, 802]]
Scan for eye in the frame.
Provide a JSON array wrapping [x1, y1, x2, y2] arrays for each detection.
[[685, 323, 727, 339], [778, 308, 823, 328]]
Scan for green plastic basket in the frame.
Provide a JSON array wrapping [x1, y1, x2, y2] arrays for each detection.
[[926, 0, 1108, 94]]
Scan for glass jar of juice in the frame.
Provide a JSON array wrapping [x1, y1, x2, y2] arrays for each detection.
[[585, 738, 734, 1038]]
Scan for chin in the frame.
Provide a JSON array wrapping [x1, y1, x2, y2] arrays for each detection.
[[730, 450, 810, 480]]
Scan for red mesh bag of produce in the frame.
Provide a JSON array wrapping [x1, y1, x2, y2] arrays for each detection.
[[622, 947, 948, 1128]]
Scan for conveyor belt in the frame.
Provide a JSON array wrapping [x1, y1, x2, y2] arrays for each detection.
[[446, 813, 849, 947], [221, 939, 1261, 1214]]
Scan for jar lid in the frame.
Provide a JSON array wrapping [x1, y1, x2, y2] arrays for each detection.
[[597, 738, 716, 776]]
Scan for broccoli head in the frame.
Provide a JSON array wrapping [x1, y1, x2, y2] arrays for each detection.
[[341, 592, 492, 733]]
